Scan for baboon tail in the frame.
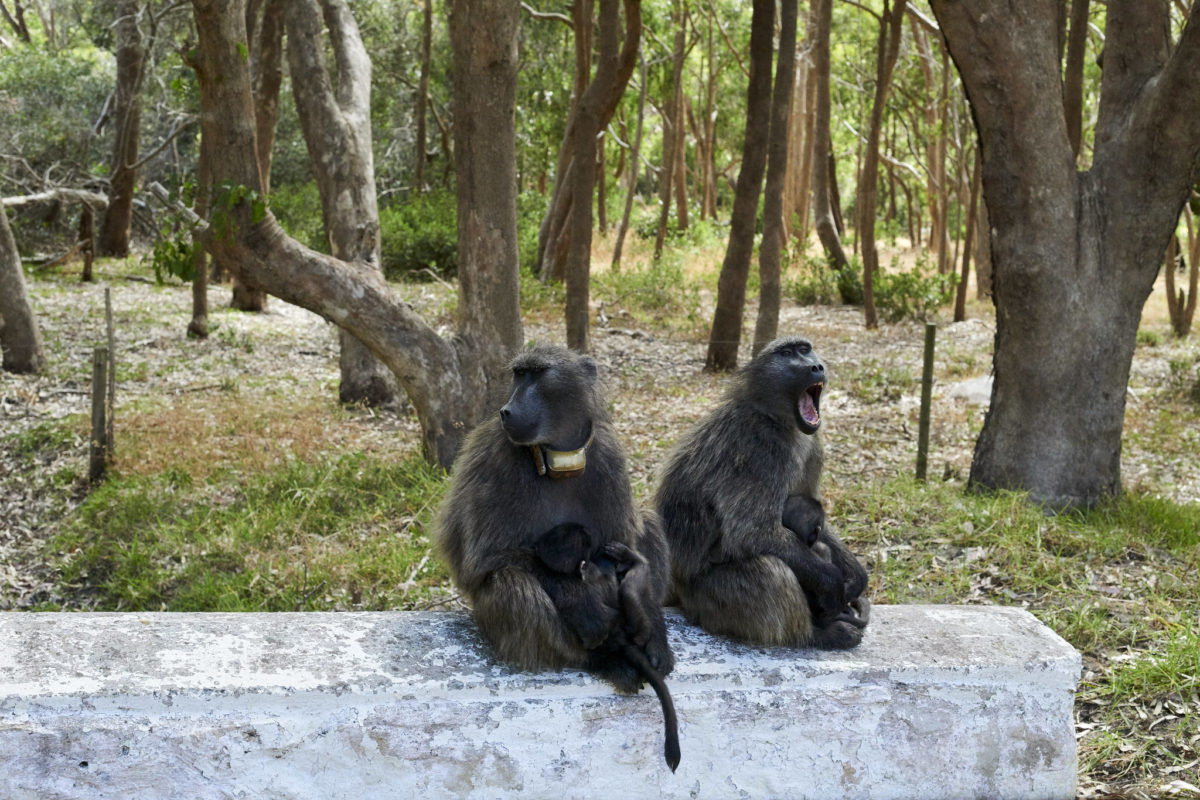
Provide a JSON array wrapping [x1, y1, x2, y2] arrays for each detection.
[[623, 645, 681, 772]]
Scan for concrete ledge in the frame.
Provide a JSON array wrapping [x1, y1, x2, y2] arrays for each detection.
[[0, 606, 1080, 799]]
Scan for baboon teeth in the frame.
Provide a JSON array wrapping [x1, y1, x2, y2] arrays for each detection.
[[799, 383, 823, 425]]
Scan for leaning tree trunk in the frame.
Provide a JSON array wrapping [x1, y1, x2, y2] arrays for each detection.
[[931, 0, 1200, 508], [0, 198, 46, 374], [286, 0, 396, 406], [704, 0, 774, 372], [190, 0, 521, 466], [97, 0, 145, 258], [535, 0, 639, 288], [751, 0, 798, 355]]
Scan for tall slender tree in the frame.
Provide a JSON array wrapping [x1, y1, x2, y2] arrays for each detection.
[[857, 0, 906, 329], [751, 0, 799, 355], [809, 0, 850, 282], [704, 0, 773, 371], [97, 0, 145, 257]]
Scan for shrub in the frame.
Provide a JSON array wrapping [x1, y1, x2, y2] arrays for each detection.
[[379, 190, 458, 280], [269, 182, 327, 253], [787, 253, 860, 306], [873, 255, 958, 322]]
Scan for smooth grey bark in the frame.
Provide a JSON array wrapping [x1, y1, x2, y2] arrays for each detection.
[[97, 0, 145, 258], [286, 0, 396, 406], [0, 198, 46, 374], [191, 0, 521, 466], [931, 0, 1200, 507]]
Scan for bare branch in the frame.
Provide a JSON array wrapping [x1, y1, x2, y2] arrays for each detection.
[[521, 2, 572, 27]]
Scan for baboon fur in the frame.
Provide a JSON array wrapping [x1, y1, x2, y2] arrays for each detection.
[[533, 523, 681, 771], [435, 345, 674, 691], [654, 335, 869, 648]]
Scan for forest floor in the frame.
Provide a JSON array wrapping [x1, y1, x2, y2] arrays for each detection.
[[2, 252, 1199, 798]]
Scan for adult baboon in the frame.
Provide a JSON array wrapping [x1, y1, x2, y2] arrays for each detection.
[[534, 522, 681, 772], [435, 345, 674, 692], [655, 335, 869, 648]]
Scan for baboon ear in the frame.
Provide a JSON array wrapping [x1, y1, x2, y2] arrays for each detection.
[[579, 356, 598, 382]]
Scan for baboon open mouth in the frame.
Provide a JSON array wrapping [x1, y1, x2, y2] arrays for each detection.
[[798, 382, 822, 428]]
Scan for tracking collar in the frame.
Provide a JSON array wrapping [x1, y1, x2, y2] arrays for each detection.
[[530, 426, 594, 479]]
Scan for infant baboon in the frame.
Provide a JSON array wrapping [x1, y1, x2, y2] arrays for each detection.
[[534, 523, 681, 772], [655, 335, 869, 648], [435, 345, 674, 693]]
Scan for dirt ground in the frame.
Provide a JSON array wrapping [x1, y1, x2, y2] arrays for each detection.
[[3, 266, 1198, 604]]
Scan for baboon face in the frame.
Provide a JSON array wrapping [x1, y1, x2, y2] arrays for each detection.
[[756, 337, 826, 435], [499, 349, 598, 446]]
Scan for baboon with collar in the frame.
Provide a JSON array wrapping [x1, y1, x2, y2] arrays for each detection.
[[435, 345, 674, 693]]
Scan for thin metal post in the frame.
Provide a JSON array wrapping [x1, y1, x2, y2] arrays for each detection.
[[90, 346, 109, 483], [916, 322, 936, 481]]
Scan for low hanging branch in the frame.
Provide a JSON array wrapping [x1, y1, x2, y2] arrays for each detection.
[[1, 189, 108, 210]]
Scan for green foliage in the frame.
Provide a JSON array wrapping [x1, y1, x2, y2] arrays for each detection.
[[788, 254, 841, 305], [787, 253, 861, 306], [49, 453, 450, 612], [269, 182, 328, 253], [7, 420, 78, 466], [1136, 329, 1164, 347], [517, 190, 550, 274], [379, 190, 458, 280], [873, 255, 959, 322], [593, 255, 703, 335], [0, 45, 113, 190], [150, 233, 196, 284]]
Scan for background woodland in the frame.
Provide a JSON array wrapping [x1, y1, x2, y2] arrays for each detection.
[[1, 1, 1199, 797]]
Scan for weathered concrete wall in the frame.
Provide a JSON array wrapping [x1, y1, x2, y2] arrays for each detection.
[[0, 605, 1080, 799]]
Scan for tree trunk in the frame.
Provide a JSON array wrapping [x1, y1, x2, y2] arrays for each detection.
[[857, 0, 907, 330], [611, 52, 646, 272], [1063, 0, 1090, 160], [654, 5, 686, 260], [286, 0, 396, 406], [189, 136, 212, 339], [953, 150, 981, 322], [751, 0, 798, 355], [809, 0, 850, 280], [190, 0, 521, 466], [97, 0, 145, 258], [705, 0, 774, 371], [0, 198, 46, 374], [415, 0, 432, 192], [931, 0, 1200, 508], [78, 204, 95, 282], [783, 33, 815, 250], [974, 191, 992, 299], [229, 0, 282, 312], [1167, 201, 1199, 338], [565, 0, 641, 352]]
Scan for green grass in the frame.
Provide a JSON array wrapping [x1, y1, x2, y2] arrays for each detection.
[[46, 453, 450, 612]]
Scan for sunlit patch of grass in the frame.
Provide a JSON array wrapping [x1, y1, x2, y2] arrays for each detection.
[[110, 390, 411, 484], [46, 453, 451, 612]]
